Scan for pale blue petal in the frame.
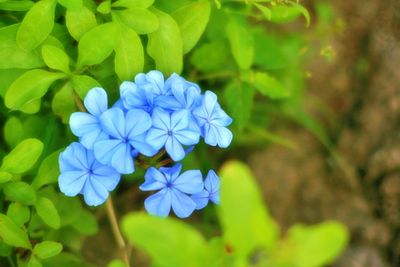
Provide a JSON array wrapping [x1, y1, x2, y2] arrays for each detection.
[[173, 170, 203, 194], [111, 143, 134, 174], [191, 190, 209, 210], [84, 87, 108, 116], [126, 109, 152, 138], [154, 95, 181, 111], [174, 129, 200, 146], [144, 188, 172, 217], [146, 70, 164, 95], [165, 137, 185, 161], [210, 192, 220, 204], [99, 108, 126, 139], [91, 166, 120, 191], [129, 133, 158, 157], [82, 177, 109, 206], [212, 106, 233, 126], [171, 189, 196, 218], [170, 110, 190, 131], [79, 128, 108, 150], [203, 124, 218, 146], [151, 108, 170, 131], [146, 128, 168, 150], [93, 139, 122, 164], [58, 171, 88, 196], [203, 90, 218, 115], [61, 142, 89, 170], [204, 170, 220, 193], [146, 167, 168, 183], [215, 126, 233, 148], [160, 164, 182, 181], [69, 112, 98, 136], [139, 177, 165, 191]]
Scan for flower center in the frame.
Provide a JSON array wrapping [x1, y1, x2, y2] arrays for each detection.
[[166, 181, 173, 188], [167, 130, 173, 136]]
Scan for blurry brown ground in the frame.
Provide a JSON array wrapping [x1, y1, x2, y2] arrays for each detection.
[[250, 0, 400, 266]]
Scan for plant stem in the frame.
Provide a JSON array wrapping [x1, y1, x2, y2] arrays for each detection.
[[106, 197, 130, 267]]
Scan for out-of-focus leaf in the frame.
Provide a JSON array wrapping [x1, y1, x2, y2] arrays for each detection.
[[218, 161, 279, 258], [226, 16, 253, 70], [1, 138, 43, 174], [107, 259, 127, 267], [54, 196, 82, 227], [0, 25, 44, 69], [3, 116, 23, 147], [65, 6, 97, 41], [28, 256, 42, 267], [0, 171, 12, 184], [7, 203, 30, 227], [0, 1, 34, 11], [147, 8, 183, 74], [172, 0, 210, 54], [57, 0, 82, 9], [122, 213, 208, 267], [5, 69, 65, 111], [270, 4, 310, 26], [42, 45, 70, 73], [20, 98, 42, 114], [224, 82, 254, 131], [16, 0, 56, 50], [35, 197, 61, 229], [52, 82, 75, 123], [71, 210, 98, 235], [114, 24, 144, 81], [34, 241, 63, 259], [0, 69, 26, 97], [32, 149, 62, 189], [4, 182, 37, 205], [253, 30, 288, 70], [97, 0, 111, 14], [243, 71, 290, 99], [112, 0, 154, 9], [77, 22, 118, 67], [190, 41, 229, 72], [117, 8, 159, 34], [41, 252, 88, 267], [71, 75, 101, 98], [254, 3, 271, 20], [0, 214, 31, 249]]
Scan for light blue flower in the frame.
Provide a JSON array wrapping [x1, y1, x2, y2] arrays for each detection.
[[93, 108, 156, 174], [120, 81, 154, 113], [135, 70, 169, 96], [146, 108, 200, 161], [192, 170, 220, 210], [193, 91, 233, 148], [58, 142, 120, 206], [69, 88, 109, 149], [139, 164, 203, 218]]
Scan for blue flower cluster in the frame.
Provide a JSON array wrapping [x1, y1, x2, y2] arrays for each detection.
[[58, 71, 231, 218]]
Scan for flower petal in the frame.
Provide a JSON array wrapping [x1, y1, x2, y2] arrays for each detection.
[[151, 108, 170, 131], [203, 124, 218, 146], [94, 139, 123, 164], [58, 171, 88, 197], [165, 137, 185, 161], [99, 108, 126, 139], [79, 128, 108, 150], [111, 143, 134, 174], [203, 90, 218, 115], [126, 109, 152, 138], [191, 190, 210, 210], [170, 110, 190, 131], [59, 142, 89, 171], [204, 170, 220, 193], [171, 189, 196, 218], [146, 128, 168, 151], [69, 112, 98, 136], [91, 165, 121, 191], [144, 188, 172, 217], [174, 129, 200, 146], [173, 170, 203, 194], [82, 177, 109, 206], [129, 133, 158, 157], [215, 126, 233, 148], [84, 87, 108, 116]]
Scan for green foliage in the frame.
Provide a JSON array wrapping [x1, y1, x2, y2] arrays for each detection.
[[33, 241, 63, 259]]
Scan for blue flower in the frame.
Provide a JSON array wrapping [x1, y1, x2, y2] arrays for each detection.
[[120, 81, 154, 113], [135, 70, 169, 96], [193, 91, 233, 148], [192, 170, 220, 210], [69, 88, 109, 149], [58, 142, 120, 206], [139, 164, 203, 218], [146, 108, 200, 161], [93, 108, 156, 174]]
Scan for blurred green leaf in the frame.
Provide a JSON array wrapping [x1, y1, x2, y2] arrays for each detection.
[[77, 22, 118, 67], [54, 195, 82, 227], [0, 214, 31, 249], [0, 1, 34, 11], [4, 181, 37, 205], [52, 82, 75, 123], [97, 0, 111, 14], [112, 0, 154, 9], [270, 4, 310, 26], [7, 203, 30, 227], [3, 116, 23, 147], [224, 81, 254, 130], [32, 149, 61, 190], [218, 161, 279, 258], [0, 69, 26, 97], [107, 259, 127, 267], [254, 3, 271, 20], [16, 0, 56, 50], [42, 45, 70, 73], [20, 99, 42, 114], [57, 0, 82, 9], [244, 71, 290, 99], [0, 240, 12, 257], [65, 6, 97, 41], [147, 8, 183, 75], [117, 8, 159, 34], [226, 17, 253, 70], [71, 75, 101, 99], [122, 213, 208, 267], [70, 210, 98, 235], [5, 69, 65, 111], [114, 24, 144, 81], [1, 138, 43, 174], [0, 25, 44, 69], [190, 41, 228, 72], [0, 171, 12, 184], [172, 0, 210, 54], [28, 256, 43, 267], [34, 241, 63, 259], [35, 197, 61, 229]]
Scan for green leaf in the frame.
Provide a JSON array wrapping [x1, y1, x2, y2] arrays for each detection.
[[32, 149, 62, 189], [20, 98, 42, 114], [4, 181, 37, 205], [244, 71, 290, 99], [52, 82, 76, 123], [42, 45, 70, 73], [28, 256, 42, 267], [35, 197, 60, 229], [7, 203, 30, 227], [224, 82, 254, 130], [97, 0, 111, 14], [122, 213, 208, 267], [147, 8, 183, 74], [70, 210, 98, 235], [0, 171, 12, 184], [16, 0, 57, 50], [218, 161, 279, 257], [77, 22, 118, 67], [1, 138, 43, 174], [274, 222, 348, 267], [0, 214, 31, 249], [71, 75, 101, 99], [112, 0, 154, 9], [114, 24, 144, 81], [190, 41, 229, 72], [292, 3, 311, 27], [0, 25, 44, 69], [226, 17, 254, 70], [254, 3, 271, 20], [270, 4, 309, 25], [117, 8, 159, 34], [3, 116, 23, 147], [5, 69, 65, 111], [107, 259, 127, 267], [65, 6, 97, 41], [54, 195, 82, 227], [34, 241, 63, 259], [0, 240, 12, 257], [172, 0, 210, 54], [57, 0, 82, 9], [0, 69, 26, 97], [0, 1, 34, 11]]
